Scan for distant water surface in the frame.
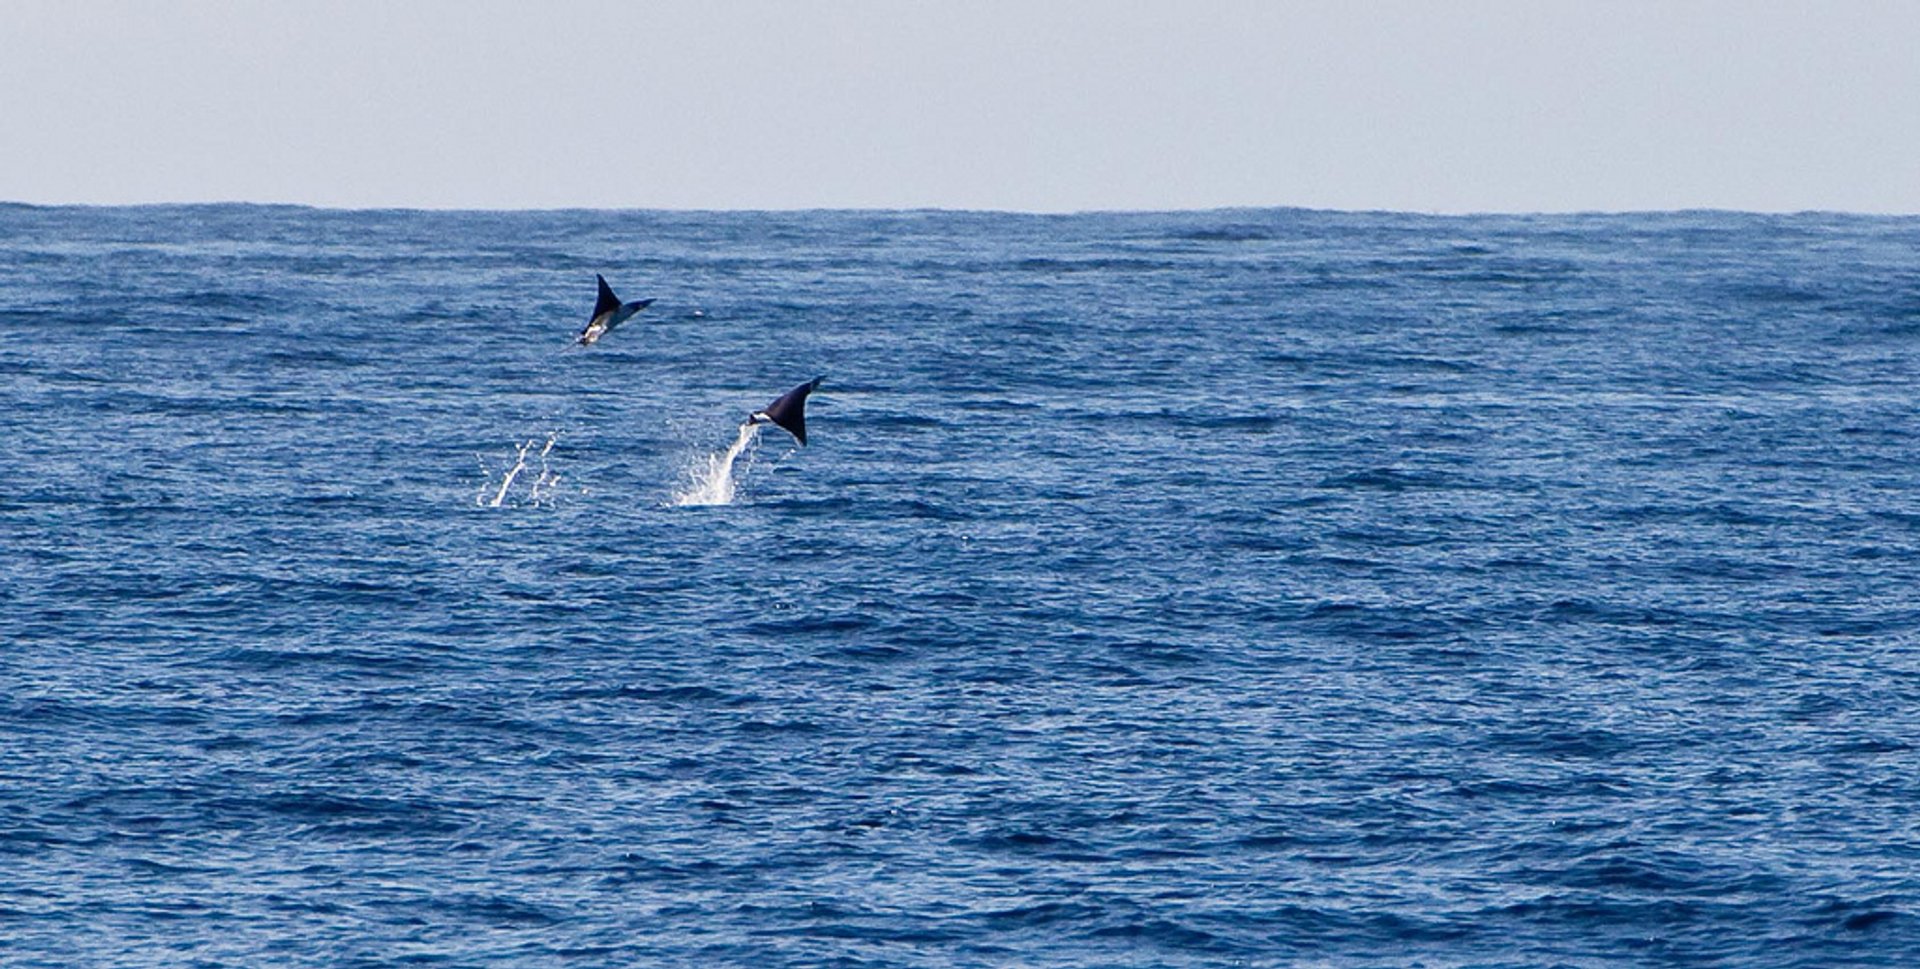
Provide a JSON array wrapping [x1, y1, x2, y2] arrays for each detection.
[[2, 205, 1918, 967]]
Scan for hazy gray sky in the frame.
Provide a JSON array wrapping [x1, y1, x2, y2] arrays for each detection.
[[5, 0, 1917, 212]]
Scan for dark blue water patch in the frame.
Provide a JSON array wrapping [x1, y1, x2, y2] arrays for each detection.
[[1006, 255, 1185, 274], [1826, 899, 1911, 933], [170, 288, 292, 313], [1165, 224, 1276, 243], [1317, 466, 1477, 492]]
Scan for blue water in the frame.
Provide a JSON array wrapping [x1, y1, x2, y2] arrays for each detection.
[[3, 204, 1918, 967]]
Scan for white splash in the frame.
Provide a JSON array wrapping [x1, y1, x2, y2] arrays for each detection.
[[672, 423, 760, 507], [477, 432, 561, 508]]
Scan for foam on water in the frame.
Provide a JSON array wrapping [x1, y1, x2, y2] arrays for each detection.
[[672, 422, 760, 507]]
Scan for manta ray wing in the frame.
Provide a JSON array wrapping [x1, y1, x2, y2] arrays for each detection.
[[605, 298, 654, 334], [593, 274, 622, 320], [757, 376, 825, 445]]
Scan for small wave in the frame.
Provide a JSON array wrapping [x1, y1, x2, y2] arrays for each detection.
[[256, 347, 367, 368], [979, 900, 1104, 928], [1090, 409, 1283, 434], [744, 612, 881, 637], [1318, 467, 1463, 491], [427, 893, 569, 928], [1084, 918, 1225, 951], [552, 683, 729, 705], [122, 857, 220, 877], [1815, 894, 1913, 934], [1173, 225, 1274, 242], [1010, 256, 1179, 273], [964, 828, 1105, 861]]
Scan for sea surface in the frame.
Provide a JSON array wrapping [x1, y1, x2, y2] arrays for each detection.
[[2, 204, 1918, 967]]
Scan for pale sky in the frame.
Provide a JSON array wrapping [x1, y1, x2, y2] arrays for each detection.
[[4, 0, 1917, 213]]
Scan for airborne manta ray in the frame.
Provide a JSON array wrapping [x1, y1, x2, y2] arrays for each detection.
[[746, 377, 825, 445], [577, 274, 655, 346]]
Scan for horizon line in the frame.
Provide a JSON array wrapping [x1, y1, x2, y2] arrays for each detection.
[[5, 198, 1917, 220]]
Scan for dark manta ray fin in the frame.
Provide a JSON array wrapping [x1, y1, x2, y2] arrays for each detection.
[[593, 274, 622, 320], [753, 376, 824, 445]]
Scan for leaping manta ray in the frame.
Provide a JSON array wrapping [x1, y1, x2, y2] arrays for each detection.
[[746, 377, 825, 445], [577, 274, 655, 346]]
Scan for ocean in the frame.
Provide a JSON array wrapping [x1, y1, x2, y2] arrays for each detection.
[[2, 204, 1917, 967]]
